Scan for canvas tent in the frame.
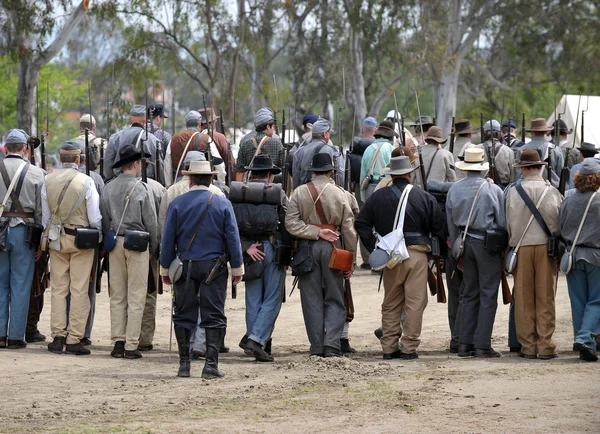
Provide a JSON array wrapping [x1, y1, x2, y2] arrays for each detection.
[[547, 94, 600, 150]]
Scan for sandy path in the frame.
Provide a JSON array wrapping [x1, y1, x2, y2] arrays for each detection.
[[0, 269, 597, 433]]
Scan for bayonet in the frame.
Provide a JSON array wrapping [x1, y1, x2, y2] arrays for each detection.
[[414, 89, 428, 192], [141, 82, 148, 183], [85, 80, 92, 176]]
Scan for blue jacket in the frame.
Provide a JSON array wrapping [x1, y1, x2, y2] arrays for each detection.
[[160, 187, 243, 271]]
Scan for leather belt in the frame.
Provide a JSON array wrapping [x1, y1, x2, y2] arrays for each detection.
[[317, 224, 338, 232], [2, 211, 34, 218], [404, 231, 428, 238], [64, 227, 77, 236]]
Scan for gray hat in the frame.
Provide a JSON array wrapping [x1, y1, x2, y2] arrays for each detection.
[[578, 158, 600, 175], [312, 118, 331, 135], [130, 104, 147, 117], [483, 120, 501, 132], [5, 129, 28, 144], [184, 110, 202, 124], [60, 140, 84, 155], [254, 108, 274, 128], [184, 150, 206, 165], [577, 142, 598, 153], [384, 156, 417, 175]]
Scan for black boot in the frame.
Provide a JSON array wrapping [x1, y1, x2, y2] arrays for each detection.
[[264, 338, 272, 355], [340, 338, 356, 354], [202, 328, 225, 379], [174, 327, 191, 377], [48, 336, 66, 354]]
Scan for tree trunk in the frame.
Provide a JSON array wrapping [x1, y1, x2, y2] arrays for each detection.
[[16, 58, 39, 132], [227, 0, 246, 123], [349, 27, 367, 124], [435, 63, 460, 137]]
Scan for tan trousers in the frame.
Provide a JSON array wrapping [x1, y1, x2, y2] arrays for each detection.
[[381, 246, 429, 354], [513, 244, 557, 356], [139, 259, 158, 347], [109, 238, 149, 351], [50, 234, 95, 344]]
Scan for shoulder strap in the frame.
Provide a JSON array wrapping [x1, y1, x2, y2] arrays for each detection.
[[307, 182, 327, 225], [62, 176, 91, 223], [513, 186, 550, 253], [425, 148, 440, 182], [569, 192, 598, 253], [0, 160, 29, 213], [181, 193, 214, 260], [367, 144, 384, 177], [174, 131, 200, 181], [515, 182, 552, 237], [462, 180, 487, 243], [191, 132, 204, 152], [114, 179, 143, 235], [392, 184, 412, 231], [0, 161, 27, 218], [50, 171, 79, 216], [244, 136, 270, 182]]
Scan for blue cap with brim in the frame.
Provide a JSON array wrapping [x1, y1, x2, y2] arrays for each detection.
[[363, 117, 377, 127], [5, 129, 28, 144]]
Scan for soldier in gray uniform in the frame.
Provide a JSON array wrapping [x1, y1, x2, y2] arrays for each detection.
[[147, 104, 171, 158], [104, 105, 164, 184], [0, 129, 45, 349], [446, 148, 507, 358], [475, 120, 514, 189]]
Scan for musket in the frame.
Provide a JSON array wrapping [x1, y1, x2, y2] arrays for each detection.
[[560, 94, 582, 194], [233, 91, 237, 145], [282, 109, 290, 195], [414, 89, 427, 192], [501, 269, 512, 305], [581, 94, 589, 144], [480, 113, 485, 142], [273, 75, 280, 135], [448, 116, 456, 154], [488, 110, 497, 184], [202, 95, 214, 164], [85, 80, 91, 176], [141, 83, 148, 183], [40, 83, 49, 170], [392, 89, 403, 149], [338, 68, 346, 188], [100, 89, 109, 178], [435, 255, 446, 303], [172, 85, 176, 137], [33, 89, 39, 166], [521, 113, 526, 142]]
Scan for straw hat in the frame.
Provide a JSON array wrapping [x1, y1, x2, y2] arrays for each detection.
[[182, 160, 218, 175], [455, 148, 489, 172]]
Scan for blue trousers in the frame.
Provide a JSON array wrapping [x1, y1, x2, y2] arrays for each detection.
[[245, 241, 285, 346], [566, 260, 600, 351], [0, 225, 35, 340]]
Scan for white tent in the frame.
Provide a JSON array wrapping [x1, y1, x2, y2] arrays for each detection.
[[547, 94, 600, 149]]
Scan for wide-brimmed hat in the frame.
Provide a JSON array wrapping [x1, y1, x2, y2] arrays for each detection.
[[512, 149, 548, 168], [244, 155, 281, 174], [374, 120, 399, 139], [455, 148, 490, 172], [425, 126, 447, 144], [79, 114, 96, 125], [526, 118, 553, 133], [308, 153, 335, 172], [384, 156, 417, 175], [552, 119, 572, 135], [577, 142, 598, 153], [182, 160, 218, 175], [184, 150, 223, 167], [113, 144, 151, 169], [454, 119, 476, 135]]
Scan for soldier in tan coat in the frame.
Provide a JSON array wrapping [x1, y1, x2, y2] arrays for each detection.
[[286, 150, 357, 357], [43, 141, 102, 355], [418, 126, 456, 184]]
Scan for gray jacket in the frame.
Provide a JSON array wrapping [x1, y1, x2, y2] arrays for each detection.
[[560, 190, 600, 268], [0, 156, 44, 227]]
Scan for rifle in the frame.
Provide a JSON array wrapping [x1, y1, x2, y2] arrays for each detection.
[[338, 68, 346, 188], [392, 89, 402, 149], [141, 83, 149, 183], [448, 116, 456, 154], [202, 95, 214, 162], [488, 111, 497, 184], [414, 89, 428, 192], [435, 255, 446, 303], [521, 113, 526, 143], [427, 263, 437, 296], [480, 113, 484, 144], [501, 269, 512, 305], [581, 94, 589, 144], [85, 80, 92, 176], [273, 75, 280, 136]]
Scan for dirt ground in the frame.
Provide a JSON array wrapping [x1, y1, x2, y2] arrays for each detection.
[[0, 269, 598, 433]]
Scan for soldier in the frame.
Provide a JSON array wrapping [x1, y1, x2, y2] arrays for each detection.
[[568, 142, 598, 189], [0, 130, 45, 349], [502, 120, 524, 155], [74, 114, 103, 173], [236, 108, 284, 182], [359, 121, 395, 202], [158, 151, 226, 359], [160, 159, 244, 378], [43, 141, 102, 355], [286, 153, 357, 357], [506, 149, 562, 359], [552, 119, 577, 170], [233, 156, 287, 362], [198, 107, 231, 182], [292, 118, 345, 188], [475, 120, 514, 189], [100, 144, 159, 359], [356, 157, 446, 359], [104, 105, 164, 183], [518, 118, 564, 188], [63, 144, 105, 346], [446, 148, 506, 358], [452, 119, 477, 162], [146, 104, 171, 157], [409, 115, 435, 146], [418, 126, 456, 184]]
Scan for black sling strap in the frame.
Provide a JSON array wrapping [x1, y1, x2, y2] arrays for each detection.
[[515, 181, 552, 237], [425, 148, 440, 183]]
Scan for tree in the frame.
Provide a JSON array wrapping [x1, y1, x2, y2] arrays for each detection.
[[0, 0, 89, 133]]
